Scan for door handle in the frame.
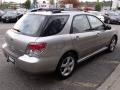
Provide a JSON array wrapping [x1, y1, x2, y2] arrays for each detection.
[[75, 36, 80, 40], [96, 32, 101, 36]]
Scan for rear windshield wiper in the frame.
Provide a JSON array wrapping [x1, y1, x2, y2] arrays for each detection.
[[13, 28, 20, 32]]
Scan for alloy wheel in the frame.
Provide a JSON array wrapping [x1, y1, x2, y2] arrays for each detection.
[[60, 56, 75, 77], [109, 38, 116, 51]]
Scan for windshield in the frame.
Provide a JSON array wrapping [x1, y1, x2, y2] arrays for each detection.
[[5, 11, 17, 16], [14, 14, 46, 36]]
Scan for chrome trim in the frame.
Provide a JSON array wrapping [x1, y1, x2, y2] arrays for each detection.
[[77, 47, 108, 63]]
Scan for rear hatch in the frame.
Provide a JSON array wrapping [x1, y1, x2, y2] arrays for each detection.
[[5, 13, 46, 56], [5, 30, 38, 56]]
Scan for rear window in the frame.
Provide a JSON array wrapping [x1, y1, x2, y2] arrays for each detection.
[[41, 15, 69, 36], [14, 14, 46, 36]]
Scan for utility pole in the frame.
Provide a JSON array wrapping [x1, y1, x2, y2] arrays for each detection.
[[33, 0, 37, 8], [110, 0, 112, 10], [56, 0, 58, 8], [103, 0, 105, 6]]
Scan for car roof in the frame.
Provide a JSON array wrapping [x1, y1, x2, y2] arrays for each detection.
[[28, 11, 90, 16]]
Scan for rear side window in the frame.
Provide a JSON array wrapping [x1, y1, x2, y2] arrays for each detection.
[[42, 15, 69, 36]]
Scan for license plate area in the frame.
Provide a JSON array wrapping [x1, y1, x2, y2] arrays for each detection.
[[6, 19, 9, 21]]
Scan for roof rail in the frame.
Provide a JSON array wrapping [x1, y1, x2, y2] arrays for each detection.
[[30, 8, 42, 12], [30, 8, 63, 13]]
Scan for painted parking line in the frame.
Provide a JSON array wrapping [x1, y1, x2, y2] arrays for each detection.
[[62, 81, 98, 88], [97, 60, 120, 64]]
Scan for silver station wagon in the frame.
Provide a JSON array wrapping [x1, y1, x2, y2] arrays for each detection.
[[2, 10, 118, 79]]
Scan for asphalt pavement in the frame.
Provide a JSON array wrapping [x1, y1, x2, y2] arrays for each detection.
[[97, 64, 120, 90], [0, 23, 120, 90]]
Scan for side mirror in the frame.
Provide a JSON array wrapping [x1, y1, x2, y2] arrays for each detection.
[[105, 25, 111, 30]]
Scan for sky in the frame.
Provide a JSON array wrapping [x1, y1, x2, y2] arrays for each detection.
[[3, 0, 110, 3]]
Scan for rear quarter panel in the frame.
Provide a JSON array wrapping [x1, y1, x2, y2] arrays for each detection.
[[35, 34, 74, 67]]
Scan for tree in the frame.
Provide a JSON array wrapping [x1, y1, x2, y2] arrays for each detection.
[[0, 2, 11, 9], [33, 0, 37, 8], [95, 1, 101, 11], [24, 0, 31, 9], [50, 0, 54, 5], [58, 0, 65, 8], [33, 0, 37, 5], [62, 0, 80, 8], [110, 0, 112, 10]]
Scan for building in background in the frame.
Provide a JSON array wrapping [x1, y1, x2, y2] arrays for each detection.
[[37, 0, 50, 8], [112, 0, 120, 10], [8, 2, 22, 9]]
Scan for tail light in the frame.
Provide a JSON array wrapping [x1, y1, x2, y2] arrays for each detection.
[[26, 42, 46, 57]]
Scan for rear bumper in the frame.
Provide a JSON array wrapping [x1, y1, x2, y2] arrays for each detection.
[[2, 43, 58, 73], [17, 55, 57, 73]]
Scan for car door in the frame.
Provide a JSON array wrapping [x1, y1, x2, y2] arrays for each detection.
[[87, 15, 112, 50], [71, 15, 102, 58]]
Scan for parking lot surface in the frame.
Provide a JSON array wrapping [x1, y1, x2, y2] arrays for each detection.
[[0, 23, 120, 90]]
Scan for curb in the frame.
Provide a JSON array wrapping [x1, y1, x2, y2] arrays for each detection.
[[97, 64, 120, 90]]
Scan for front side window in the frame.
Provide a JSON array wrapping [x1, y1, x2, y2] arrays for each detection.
[[72, 15, 90, 33], [87, 15, 104, 30], [42, 15, 69, 36]]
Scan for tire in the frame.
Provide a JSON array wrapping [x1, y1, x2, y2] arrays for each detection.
[[107, 36, 117, 52], [2, 20, 6, 23], [56, 52, 77, 80], [16, 18, 19, 21], [107, 19, 111, 24], [118, 22, 120, 25]]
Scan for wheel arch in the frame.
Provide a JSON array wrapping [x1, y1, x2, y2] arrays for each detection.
[[56, 50, 79, 67], [61, 50, 79, 60], [113, 34, 118, 42]]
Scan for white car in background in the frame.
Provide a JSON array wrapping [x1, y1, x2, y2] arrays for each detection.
[[88, 11, 105, 22]]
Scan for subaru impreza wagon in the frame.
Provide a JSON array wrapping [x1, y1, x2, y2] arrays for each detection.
[[2, 10, 118, 79]]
